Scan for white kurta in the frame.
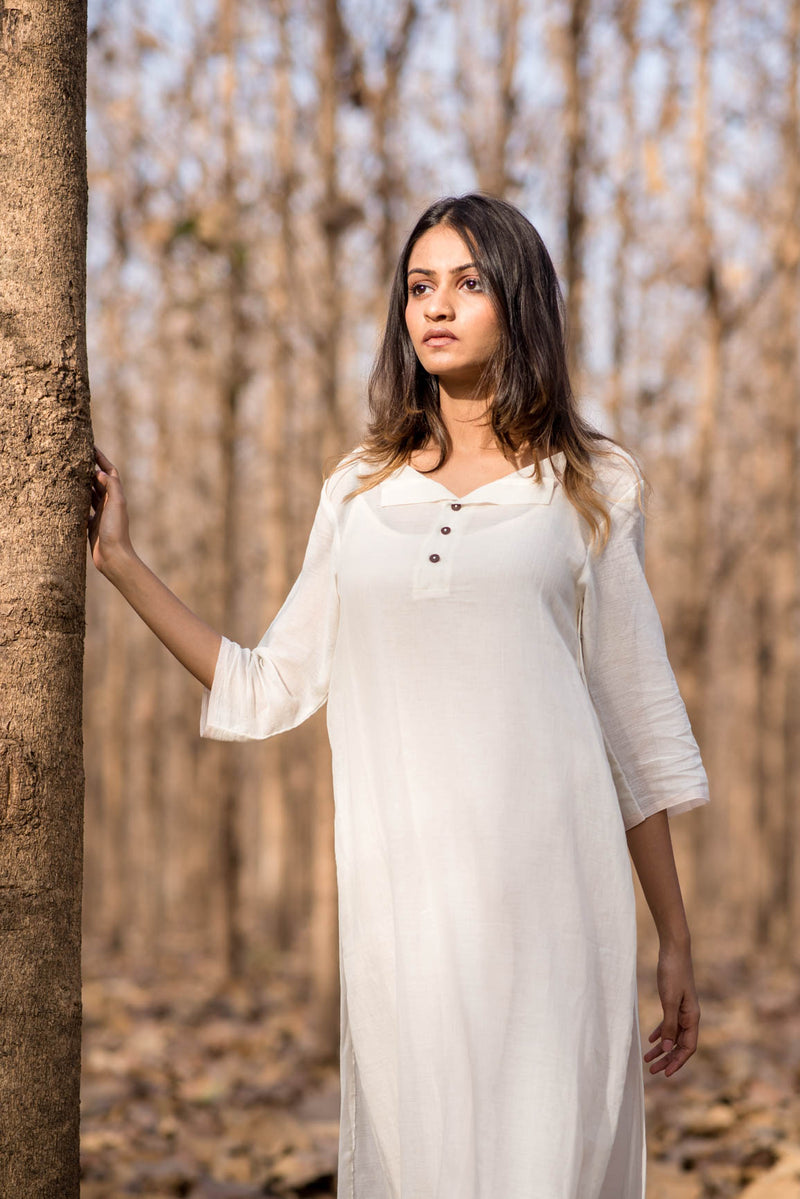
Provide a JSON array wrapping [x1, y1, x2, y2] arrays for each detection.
[[200, 446, 710, 1199]]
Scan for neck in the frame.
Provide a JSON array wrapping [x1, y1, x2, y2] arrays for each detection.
[[438, 378, 525, 462], [436, 381, 498, 457], [432, 384, 533, 469]]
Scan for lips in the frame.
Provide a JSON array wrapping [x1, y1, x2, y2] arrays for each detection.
[[423, 331, 457, 344]]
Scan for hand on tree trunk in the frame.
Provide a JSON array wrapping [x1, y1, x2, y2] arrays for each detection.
[[89, 447, 136, 576], [88, 445, 221, 689]]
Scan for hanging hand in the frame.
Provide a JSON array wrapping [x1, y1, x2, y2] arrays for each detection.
[[643, 940, 700, 1077]]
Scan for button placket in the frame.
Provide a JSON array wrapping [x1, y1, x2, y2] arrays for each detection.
[[412, 501, 468, 597]]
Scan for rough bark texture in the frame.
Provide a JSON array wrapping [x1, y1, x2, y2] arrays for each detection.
[[0, 1, 91, 1194]]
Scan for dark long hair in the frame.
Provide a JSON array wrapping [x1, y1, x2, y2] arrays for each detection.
[[334, 193, 628, 543]]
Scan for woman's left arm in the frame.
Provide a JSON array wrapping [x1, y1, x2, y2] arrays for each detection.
[[579, 457, 710, 1077], [626, 810, 700, 1077]]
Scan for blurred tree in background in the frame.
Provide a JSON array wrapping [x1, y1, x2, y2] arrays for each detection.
[[83, 0, 799, 1063]]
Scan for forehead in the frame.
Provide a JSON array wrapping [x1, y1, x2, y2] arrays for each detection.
[[408, 224, 474, 268]]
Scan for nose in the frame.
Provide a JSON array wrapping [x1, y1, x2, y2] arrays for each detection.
[[423, 286, 454, 321]]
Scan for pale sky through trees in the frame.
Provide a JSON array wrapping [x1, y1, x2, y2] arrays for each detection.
[[85, 0, 789, 426]]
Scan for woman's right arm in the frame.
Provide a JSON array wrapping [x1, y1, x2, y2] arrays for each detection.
[[89, 447, 222, 690]]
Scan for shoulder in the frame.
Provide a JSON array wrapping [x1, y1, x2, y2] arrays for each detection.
[[321, 443, 375, 509], [588, 439, 645, 509]]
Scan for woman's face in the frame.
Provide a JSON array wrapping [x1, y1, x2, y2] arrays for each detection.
[[404, 224, 501, 394]]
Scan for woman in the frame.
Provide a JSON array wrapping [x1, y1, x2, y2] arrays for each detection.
[[89, 193, 709, 1199]]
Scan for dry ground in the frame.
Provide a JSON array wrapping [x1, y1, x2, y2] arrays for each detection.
[[80, 946, 800, 1198]]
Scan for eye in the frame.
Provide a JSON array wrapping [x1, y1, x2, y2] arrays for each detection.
[[462, 277, 483, 291], [408, 281, 429, 297]]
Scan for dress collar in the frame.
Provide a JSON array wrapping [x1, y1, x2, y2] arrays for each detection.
[[378, 458, 560, 507]]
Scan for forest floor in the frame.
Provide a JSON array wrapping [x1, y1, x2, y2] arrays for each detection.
[[80, 944, 800, 1198]]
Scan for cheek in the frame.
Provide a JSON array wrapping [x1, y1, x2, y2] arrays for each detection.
[[477, 309, 501, 350]]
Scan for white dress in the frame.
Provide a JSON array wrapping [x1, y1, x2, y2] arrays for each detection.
[[199, 446, 710, 1199]]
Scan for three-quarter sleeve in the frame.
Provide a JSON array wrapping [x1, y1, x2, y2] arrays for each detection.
[[199, 483, 339, 742], [578, 476, 710, 830]]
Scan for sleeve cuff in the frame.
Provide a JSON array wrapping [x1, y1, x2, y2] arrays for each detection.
[[199, 635, 253, 742], [624, 787, 711, 830]]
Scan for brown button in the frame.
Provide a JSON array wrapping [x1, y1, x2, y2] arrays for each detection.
[[440, 526, 451, 535], [450, 503, 462, 511], [429, 553, 440, 563]]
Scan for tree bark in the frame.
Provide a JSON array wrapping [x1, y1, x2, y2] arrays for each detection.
[[0, 1, 92, 1194]]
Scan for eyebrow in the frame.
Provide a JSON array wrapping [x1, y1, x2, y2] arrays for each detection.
[[406, 262, 478, 278]]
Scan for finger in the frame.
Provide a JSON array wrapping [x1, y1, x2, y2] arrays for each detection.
[[656, 1041, 695, 1078], [89, 480, 105, 511], [659, 1002, 679, 1053], [87, 506, 101, 545], [648, 1045, 675, 1075], [94, 446, 119, 476], [679, 1010, 700, 1057], [645, 1037, 678, 1067], [644, 1022, 664, 1060], [94, 467, 124, 494], [89, 477, 111, 519], [648, 1007, 700, 1075]]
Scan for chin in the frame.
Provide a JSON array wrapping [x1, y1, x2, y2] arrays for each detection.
[[419, 351, 467, 372]]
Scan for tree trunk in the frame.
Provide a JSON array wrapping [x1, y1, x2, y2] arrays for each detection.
[[214, 0, 249, 979], [562, 0, 590, 385], [682, 0, 724, 912], [269, 0, 303, 957], [607, 0, 640, 440], [303, 0, 352, 1051], [754, 0, 800, 954], [371, 0, 418, 288], [455, 0, 521, 201], [0, 2, 92, 1194]]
